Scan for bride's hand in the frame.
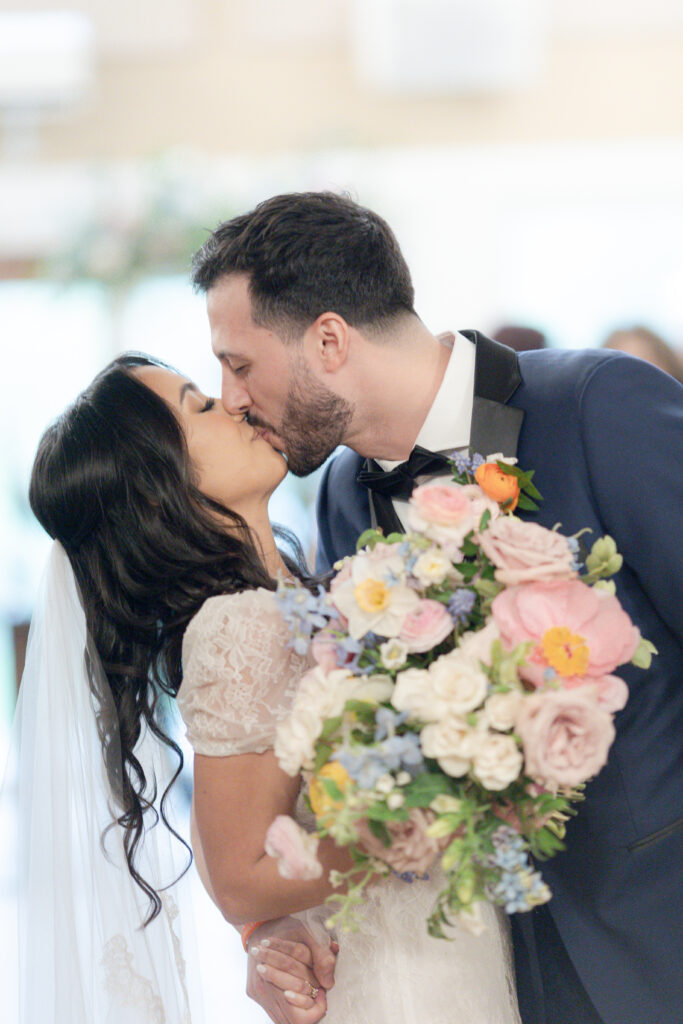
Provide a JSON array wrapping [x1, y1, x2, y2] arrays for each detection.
[[246, 918, 338, 1023]]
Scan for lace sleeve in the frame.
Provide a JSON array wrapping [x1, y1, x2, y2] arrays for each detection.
[[177, 588, 309, 757]]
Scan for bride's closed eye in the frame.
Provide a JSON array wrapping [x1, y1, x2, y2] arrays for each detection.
[[199, 398, 216, 413]]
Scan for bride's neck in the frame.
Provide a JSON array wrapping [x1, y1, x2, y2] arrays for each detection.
[[244, 508, 289, 579]]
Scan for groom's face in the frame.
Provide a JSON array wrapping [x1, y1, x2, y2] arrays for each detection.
[[207, 273, 352, 476]]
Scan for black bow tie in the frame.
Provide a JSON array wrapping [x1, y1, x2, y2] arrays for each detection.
[[356, 446, 454, 502]]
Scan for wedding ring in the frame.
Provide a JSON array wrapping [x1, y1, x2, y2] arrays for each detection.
[[308, 983, 320, 999]]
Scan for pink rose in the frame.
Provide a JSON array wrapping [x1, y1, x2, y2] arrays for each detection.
[[356, 808, 446, 875], [477, 518, 576, 586], [399, 599, 453, 653], [491, 579, 639, 688], [264, 815, 323, 880], [515, 689, 616, 789], [410, 481, 476, 527]]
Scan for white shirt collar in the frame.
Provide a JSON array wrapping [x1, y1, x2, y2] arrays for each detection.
[[378, 331, 475, 471]]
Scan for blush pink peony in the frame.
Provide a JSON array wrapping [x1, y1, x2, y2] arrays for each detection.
[[491, 579, 639, 688], [356, 808, 446, 875], [477, 518, 576, 586], [399, 599, 454, 653], [515, 689, 616, 789]]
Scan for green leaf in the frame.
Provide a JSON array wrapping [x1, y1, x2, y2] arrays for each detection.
[[313, 742, 333, 773], [320, 715, 343, 740], [356, 528, 383, 551], [631, 636, 658, 669], [384, 532, 405, 544], [366, 802, 409, 822], [516, 494, 540, 511], [368, 819, 392, 847], [403, 773, 455, 806], [479, 508, 492, 531], [321, 777, 344, 802]]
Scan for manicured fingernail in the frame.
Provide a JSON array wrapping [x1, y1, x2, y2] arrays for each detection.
[[249, 946, 260, 957], [256, 963, 267, 975], [259, 938, 271, 947], [284, 990, 296, 1000]]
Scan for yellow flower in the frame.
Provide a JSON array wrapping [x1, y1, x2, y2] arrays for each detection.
[[542, 626, 590, 677], [354, 578, 391, 613], [309, 762, 353, 820]]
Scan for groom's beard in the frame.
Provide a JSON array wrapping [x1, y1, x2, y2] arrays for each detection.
[[251, 358, 353, 476]]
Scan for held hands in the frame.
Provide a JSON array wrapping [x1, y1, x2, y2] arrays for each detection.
[[246, 918, 338, 1024]]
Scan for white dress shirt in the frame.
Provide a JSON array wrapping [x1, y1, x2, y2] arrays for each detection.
[[377, 331, 475, 528]]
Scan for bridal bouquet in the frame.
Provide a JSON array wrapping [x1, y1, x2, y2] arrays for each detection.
[[265, 453, 654, 937]]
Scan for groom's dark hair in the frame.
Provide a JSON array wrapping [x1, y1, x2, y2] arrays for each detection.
[[191, 191, 416, 339]]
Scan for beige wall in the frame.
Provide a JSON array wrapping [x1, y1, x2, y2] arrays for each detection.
[[4, 0, 683, 160]]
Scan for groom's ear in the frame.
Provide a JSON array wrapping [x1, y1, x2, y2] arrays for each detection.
[[304, 312, 350, 374]]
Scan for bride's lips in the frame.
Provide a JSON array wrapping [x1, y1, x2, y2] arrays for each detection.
[[252, 426, 285, 452]]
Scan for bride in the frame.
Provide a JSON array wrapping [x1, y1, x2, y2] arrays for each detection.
[[8, 352, 520, 1023]]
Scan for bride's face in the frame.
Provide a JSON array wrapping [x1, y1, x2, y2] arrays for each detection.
[[135, 365, 287, 513]]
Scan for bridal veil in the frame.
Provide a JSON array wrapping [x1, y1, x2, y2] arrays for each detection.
[[1, 542, 204, 1023]]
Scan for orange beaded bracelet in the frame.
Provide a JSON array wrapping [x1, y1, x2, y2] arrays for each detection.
[[241, 920, 268, 952]]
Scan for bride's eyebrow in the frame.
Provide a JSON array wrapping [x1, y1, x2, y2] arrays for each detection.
[[179, 381, 200, 405]]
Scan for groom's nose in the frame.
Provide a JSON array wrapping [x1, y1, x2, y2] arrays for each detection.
[[221, 371, 252, 416]]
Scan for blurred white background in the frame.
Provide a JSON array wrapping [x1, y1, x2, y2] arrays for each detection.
[[1, 1, 683, 1020]]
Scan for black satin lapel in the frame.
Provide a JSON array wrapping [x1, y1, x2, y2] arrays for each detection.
[[462, 330, 524, 458], [465, 330, 521, 403], [470, 396, 524, 459]]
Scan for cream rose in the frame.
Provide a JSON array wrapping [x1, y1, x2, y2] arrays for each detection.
[[429, 649, 489, 715], [484, 690, 523, 732], [421, 715, 481, 776], [274, 705, 325, 775], [412, 548, 453, 586], [391, 667, 438, 721], [471, 732, 523, 790], [477, 517, 577, 586], [458, 620, 501, 668], [515, 689, 616, 789]]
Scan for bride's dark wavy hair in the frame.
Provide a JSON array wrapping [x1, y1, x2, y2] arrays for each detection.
[[29, 352, 304, 924]]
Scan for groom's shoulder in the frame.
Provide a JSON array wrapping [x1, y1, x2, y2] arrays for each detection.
[[515, 346, 642, 401]]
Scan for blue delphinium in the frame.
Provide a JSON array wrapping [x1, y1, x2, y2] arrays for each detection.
[[447, 588, 476, 624], [333, 730, 424, 790], [275, 580, 338, 655], [488, 826, 550, 913]]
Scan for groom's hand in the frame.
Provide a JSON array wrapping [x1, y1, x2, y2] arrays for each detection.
[[245, 917, 337, 1024]]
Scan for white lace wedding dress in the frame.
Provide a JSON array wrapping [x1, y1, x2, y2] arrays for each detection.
[[178, 588, 521, 1024]]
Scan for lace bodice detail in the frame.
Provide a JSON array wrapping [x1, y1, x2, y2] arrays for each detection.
[[178, 588, 310, 757]]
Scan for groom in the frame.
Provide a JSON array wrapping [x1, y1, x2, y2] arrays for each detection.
[[191, 192, 683, 1024]]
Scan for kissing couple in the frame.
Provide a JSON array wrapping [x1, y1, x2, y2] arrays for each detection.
[[6, 192, 682, 1024]]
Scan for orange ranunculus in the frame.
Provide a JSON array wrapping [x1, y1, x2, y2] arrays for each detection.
[[475, 463, 520, 511]]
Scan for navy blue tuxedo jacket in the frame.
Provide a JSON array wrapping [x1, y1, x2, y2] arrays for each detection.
[[315, 335, 683, 1024]]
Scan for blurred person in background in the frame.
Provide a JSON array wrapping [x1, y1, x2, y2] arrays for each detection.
[[602, 324, 683, 383], [493, 325, 548, 353], [194, 191, 683, 1024]]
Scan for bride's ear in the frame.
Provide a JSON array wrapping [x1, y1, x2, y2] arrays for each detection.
[[304, 312, 350, 374]]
